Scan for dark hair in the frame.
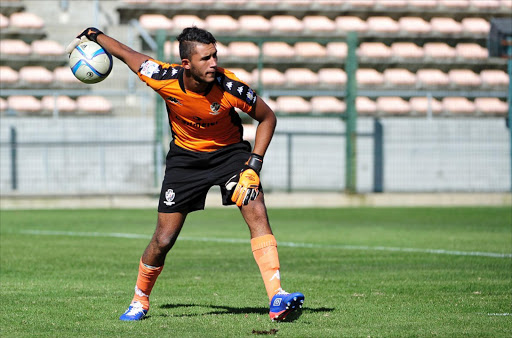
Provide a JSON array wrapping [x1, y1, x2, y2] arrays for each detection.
[[176, 26, 216, 60]]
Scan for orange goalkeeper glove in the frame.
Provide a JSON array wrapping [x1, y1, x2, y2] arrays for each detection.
[[225, 153, 263, 207]]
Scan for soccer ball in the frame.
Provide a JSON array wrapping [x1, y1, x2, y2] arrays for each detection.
[[69, 41, 112, 84]]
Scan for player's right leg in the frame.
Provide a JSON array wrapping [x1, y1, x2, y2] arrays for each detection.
[[119, 212, 187, 321]]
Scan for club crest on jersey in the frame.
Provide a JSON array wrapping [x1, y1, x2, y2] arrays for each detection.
[[246, 89, 254, 103], [164, 189, 176, 206], [210, 102, 221, 115]]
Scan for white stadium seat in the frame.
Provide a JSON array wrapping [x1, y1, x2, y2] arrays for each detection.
[[276, 96, 312, 114], [9, 12, 44, 29], [356, 97, 377, 115], [474, 98, 508, 115], [367, 16, 400, 33], [480, 69, 509, 87], [270, 15, 304, 32], [303, 16, 336, 33], [19, 66, 54, 85], [228, 41, 260, 58], [358, 42, 392, 58], [77, 96, 113, 114], [0, 39, 31, 55], [398, 17, 432, 34], [205, 15, 240, 33], [239, 15, 271, 33], [326, 42, 348, 59], [251, 68, 286, 86], [424, 42, 456, 59], [430, 17, 462, 34], [461, 17, 490, 35], [356, 68, 384, 86], [409, 97, 443, 115], [377, 97, 411, 115], [335, 16, 368, 33], [262, 42, 295, 58], [0, 13, 9, 29], [31, 40, 65, 56], [417, 69, 450, 87], [172, 15, 206, 30], [383, 68, 417, 86], [391, 42, 425, 59], [0, 66, 19, 84], [42, 96, 78, 113], [53, 66, 82, 85], [7, 95, 42, 113], [455, 43, 488, 59], [318, 68, 347, 86], [311, 96, 346, 113], [284, 68, 319, 86], [442, 97, 475, 114], [228, 68, 253, 85], [294, 42, 327, 58], [448, 69, 482, 87], [139, 14, 173, 31]]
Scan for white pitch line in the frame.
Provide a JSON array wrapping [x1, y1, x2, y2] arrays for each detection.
[[18, 229, 512, 259]]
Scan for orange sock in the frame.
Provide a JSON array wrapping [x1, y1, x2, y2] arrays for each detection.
[[131, 258, 163, 310], [251, 234, 282, 301]]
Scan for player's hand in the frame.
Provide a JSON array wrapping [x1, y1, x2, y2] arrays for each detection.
[[65, 27, 104, 54], [225, 153, 263, 207]]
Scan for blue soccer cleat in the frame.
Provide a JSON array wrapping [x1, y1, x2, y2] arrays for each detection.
[[269, 290, 305, 321], [119, 301, 148, 321]]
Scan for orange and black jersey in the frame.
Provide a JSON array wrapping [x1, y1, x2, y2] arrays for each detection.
[[137, 58, 257, 152]]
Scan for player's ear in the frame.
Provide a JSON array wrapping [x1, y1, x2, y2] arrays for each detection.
[[181, 58, 191, 70]]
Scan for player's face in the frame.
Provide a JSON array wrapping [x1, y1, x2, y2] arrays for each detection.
[[187, 43, 218, 83]]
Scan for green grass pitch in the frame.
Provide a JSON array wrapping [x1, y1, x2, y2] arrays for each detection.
[[1, 207, 511, 337]]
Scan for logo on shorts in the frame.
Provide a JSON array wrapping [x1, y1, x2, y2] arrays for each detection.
[[164, 189, 176, 206]]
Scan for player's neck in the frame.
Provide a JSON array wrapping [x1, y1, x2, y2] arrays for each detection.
[[183, 72, 209, 94]]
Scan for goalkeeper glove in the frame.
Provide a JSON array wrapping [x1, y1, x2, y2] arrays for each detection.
[[225, 153, 263, 207], [65, 27, 104, 54]]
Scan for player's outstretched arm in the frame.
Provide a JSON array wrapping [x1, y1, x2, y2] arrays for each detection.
[[66, 27, 151, 74]]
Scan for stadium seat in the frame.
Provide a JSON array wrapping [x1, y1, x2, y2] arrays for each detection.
[[215, 42, 229, 58], [470, 0, 500, 8], [461, 17, 490, 35], [0, 66, 19, 85], [408, 0, 438, 9], [0, 13, 9, 29], [275, 96, 312, 114], [409, 96, 443, 115], [383, 68, 416, 86], [430, 17, 462, 34], [139, 14, 173, 31], [284, 68, 319, 86], [367, 16, 400, 33], [53, 66, 82, 84], [77, 96, 113, 114], [31, 40, 65, 56], [416, 69, 450, 87], [0, 98, 7, 112], [303, 16, 336, 33], [205, 15, 240, 33], [9, 12, 44, 29], [474, 97, 508, 115], [7, 95, 42, 113], [164, 40, 180, 60], [270, 15, 304, 32], [423, 42, 456, 59], [326, 42, 348, 59], [376, 97, 411, 115], [19, 66, 54, 85], [379, 0, 408, 7], [356, 68, 384, 86], [480, 69, 509, 87], [294, 42, 327, 58], [238, 15, 271, 33], [335, 16, 368, 33], [358, 42, 392, 58], [442, 97, 475, 115], [439, 0, 469, 8], [262, 42, 295, 58], [455, 43, 488, 59], [318, 68, 347, 86], [229, 68, 253, 85], [448, 69, 482, 87], [391, 42, 425, 59], [172, 15, 206, 30], [0, 39, 31, 55], [348, 0, 376, 8], [356, 97, 377, 115], [228, 41, 260, 58], [398, 17, 431, 34], [502, 0, 512, 9], [251, 68, 286, 86], [42, 95, 77, 113], [310, 96, 346, 113]]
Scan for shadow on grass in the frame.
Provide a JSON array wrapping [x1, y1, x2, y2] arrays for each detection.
[[157, 303, 334, 322]]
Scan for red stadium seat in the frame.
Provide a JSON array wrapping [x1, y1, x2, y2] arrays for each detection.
[[205, 15, 240, 33], [139, 14, 173, 31], [474, 98, 508, 115], [276, 96, 312, 114], [409, 96, 443, 115], [383, 68, 417, 87], [310, 96, 346, 113], [358, 42, 392, 59], [448, 69, 482, 87], [442, 97, 475, 115], [318, 68, 347, 86], [391, 42, 425, 59], [284, 68, 319, 86], [377, 97, 411, 115], [0, 66, 19, 85], [294, 42, 327, 58], [7, 95, 42, 113], [19, 66, 54, 85]]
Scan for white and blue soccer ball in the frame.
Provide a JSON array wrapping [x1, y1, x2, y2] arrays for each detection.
[[69, 41, 112, 84]]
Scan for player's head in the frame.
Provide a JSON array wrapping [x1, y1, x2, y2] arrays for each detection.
[[177, 27, 218, 83], [177, 26, 217, 60]]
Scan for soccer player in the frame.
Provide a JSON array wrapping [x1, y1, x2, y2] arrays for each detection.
[[66, 27, 304, 321]]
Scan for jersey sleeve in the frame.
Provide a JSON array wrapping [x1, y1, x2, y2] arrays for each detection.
[[215, 68, 258, 114], [137, 59, 181, 91]]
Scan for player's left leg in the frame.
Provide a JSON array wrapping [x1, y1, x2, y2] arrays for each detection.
[[240, 192, 304, 321]]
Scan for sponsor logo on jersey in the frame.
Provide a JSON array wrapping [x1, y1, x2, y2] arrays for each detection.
[[237, 86, 244, 95], [140, 60, 160, 77], [166, 96, 182, 105], [246, 89, 254, 103], [174, 114, 219, 129]]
